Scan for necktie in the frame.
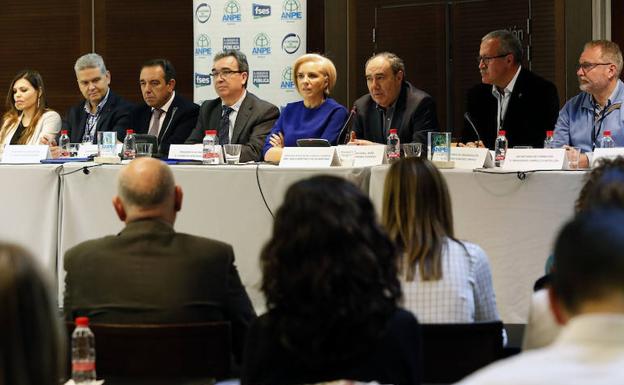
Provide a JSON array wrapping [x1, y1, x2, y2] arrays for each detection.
[[219, 106, 234, 145], [148, 108, 164, 137]]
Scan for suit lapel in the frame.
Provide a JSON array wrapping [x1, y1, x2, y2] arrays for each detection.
[[505, 69, 527, 125], [230, 95, 251, 143]]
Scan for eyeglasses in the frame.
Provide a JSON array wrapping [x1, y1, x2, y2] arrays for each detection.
[[210, 69, 243, 79], [576, 62, 612, 74], [476, 53, 511, 65]]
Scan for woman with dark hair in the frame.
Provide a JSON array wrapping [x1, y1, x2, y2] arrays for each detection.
[[242, 175, 421, 385], [382, 157, 499, 323], [0, 242, 65, 385]]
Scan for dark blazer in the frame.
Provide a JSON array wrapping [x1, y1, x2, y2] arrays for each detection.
[[63, 219, 256, 364], [463, 67, 560, 149], [63, 90, 134, 143], [186, 91, 279, 162], [353, 81, 439, 144], [129, 92, 199, 156]]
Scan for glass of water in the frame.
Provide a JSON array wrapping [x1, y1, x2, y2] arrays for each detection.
[[224, 144, 242, 164]]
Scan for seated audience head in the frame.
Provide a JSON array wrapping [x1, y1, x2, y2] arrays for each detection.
[[0, 70, 49, 144], [550, 209, 624, 324], [292, 53, 337, 106], [575, 156, 624, 212], [365, 52, 405, 108], [382, 157, 454, 281], [478, 29, 522, 88], [212, 50, 249, 106], [260, 175, 401, 360], [139, 58, 176, 109], [0, 242, 65, 385], [74, 53, 111, 109], [113, 157, 182, 225], [576, 40, 622, 100]]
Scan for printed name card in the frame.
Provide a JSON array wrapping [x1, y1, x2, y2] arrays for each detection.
[[502, 148, 566, 171], [279, 147, 339, 168], [450, 147, 492, 169], [336, 145, 386, 167], [77, 144, 98, 158], [1, 145, 50, 164], [168, 144, 224, 163], [592, 148, 624, 167]]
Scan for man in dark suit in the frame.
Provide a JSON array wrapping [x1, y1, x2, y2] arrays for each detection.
[[185, 50, 279, 162], [63, 157, 256, 363], [350, 52, 439, 145], [130, 59, 199, 156], [462, 30, 560, 149]]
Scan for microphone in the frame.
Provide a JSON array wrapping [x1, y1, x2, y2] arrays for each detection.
[[158, 106, 178, 146], [338, 105, 357, 145], [464, 112, 482, 147]]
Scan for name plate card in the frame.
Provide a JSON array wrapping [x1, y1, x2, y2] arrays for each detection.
[[77, 144, 98, 158], [592, 148, 624, 167], [502, 148, 566, 171], [451, 147, 493, 169], [336, 145, 386, 167], [1, 145, 50, 164], [279, 147, 339, 168], [168, 144, 224, 163]]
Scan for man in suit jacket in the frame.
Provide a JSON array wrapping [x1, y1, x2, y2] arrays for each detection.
[[185, 50, 279, 162], [130, 59, 199, 156], [462, 30, 560, 149], [351, 52, 439, 145], [63, 157, 256, 363]]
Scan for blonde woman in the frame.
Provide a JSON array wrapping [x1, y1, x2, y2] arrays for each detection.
[[0, 70, 61, 157]]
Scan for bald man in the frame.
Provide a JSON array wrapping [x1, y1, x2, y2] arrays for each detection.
[[63, 158, 255, 364]]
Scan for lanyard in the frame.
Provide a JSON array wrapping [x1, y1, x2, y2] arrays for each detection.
[[591, 101, 622, 150]]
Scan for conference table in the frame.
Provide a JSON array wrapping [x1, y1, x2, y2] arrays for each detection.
[[0, 162, 586, 323]]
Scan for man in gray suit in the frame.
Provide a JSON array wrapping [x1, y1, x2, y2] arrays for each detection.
[[63, 157, 255, 363], [185, 50, 279, 162]]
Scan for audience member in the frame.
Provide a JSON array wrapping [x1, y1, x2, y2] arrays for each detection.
[[242, 176, 421, 385], [186, 50, 279, 162], [0, 70, 61, 158], [382, 157, 499, 323], [351, 52, 439, 145], [63, 157, 255, 364], [129, 59, 199, 156], [0, 242, 65, 385], [462, 30, 559, 149], [263, 54, 348, 162]]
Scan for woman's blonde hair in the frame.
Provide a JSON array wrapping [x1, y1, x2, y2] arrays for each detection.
[[292, 53, 337, 96]]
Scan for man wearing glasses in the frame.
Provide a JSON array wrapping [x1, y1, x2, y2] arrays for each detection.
[[553, 40, 624, 167], [186, 50, 279, 162], [462, 30, 560, 149]]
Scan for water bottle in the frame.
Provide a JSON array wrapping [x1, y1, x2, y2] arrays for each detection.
[[386, 128, 400, 162], [543, 130, 554, 148], [202, 130, 219, 165], [59, 129, 70, 157], [494, 130, 508, 167], [122, 129, 136, 159], [600, 130, 616, 148], [72, 317, 96, 383]]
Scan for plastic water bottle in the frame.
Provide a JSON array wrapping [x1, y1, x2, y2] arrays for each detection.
[[59, 129, 70, 157], [386, 128, 400, 162], [494, 130, 508, 167], [544, 130, 554, 148], [600, 130, 616, 148], [72, 317, 96, 383], [202, 130, 219, 165], [122, 129, 136, 159]]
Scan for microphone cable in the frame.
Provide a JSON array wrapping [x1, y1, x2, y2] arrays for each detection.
[[255, 163, 274, 219]]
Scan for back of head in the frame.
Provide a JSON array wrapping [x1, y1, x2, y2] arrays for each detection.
[[482, 29, 523, 64], [575, 156, 624, 212], [552, 209, 624, 315], [0, 243, 64, 385], [382, 157, 454, 281], [260, 175, 400, 361]]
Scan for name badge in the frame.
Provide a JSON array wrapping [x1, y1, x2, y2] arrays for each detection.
[[502, 148, 566, 171], [592, 148, 624, 167], [279, 147, 339, 168], [336, 145, 385, 167], [1, 145, 50, 164], [451, 147, 493, 169]]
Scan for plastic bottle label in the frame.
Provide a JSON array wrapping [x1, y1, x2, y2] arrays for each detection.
[[72, 361, 96, 371]]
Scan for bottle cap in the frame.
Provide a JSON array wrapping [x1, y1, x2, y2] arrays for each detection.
[[61, 130, 68, 135], [546, 130, 553, 137], [389, 128, 398, 134], [206, 130, 217, 135], [499, 130, 506, 136], [604, 130, 612, 136], [75, 316, 89, 327], [126, 129, 134, 134]]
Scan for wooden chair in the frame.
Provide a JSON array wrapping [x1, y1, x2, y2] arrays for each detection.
[[66, 321, 231, 381], [420, 321, 504, 384]]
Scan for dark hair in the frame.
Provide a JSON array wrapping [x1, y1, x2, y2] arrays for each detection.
[[552, 209, 624, 313], [260, 175, 401, 362], [366, 52, 406, 76], [142, 58, 176, 83], [214, 49, 249, 88], [1, 70, 49, 144], [575, 156, 624, 212], [0, 242, 65, 385]]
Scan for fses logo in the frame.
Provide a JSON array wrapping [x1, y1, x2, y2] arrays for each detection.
[[281, 0, 302, 20], [195, 3, 212, 23], [252, 33, 271, 56], [252, 3, 271, 19], [281, 33, 301, 54], [195, 34, 212, 57], [280, 66, 295, 89], [223, 0, 242, 23], [195, 73, 212, 87]]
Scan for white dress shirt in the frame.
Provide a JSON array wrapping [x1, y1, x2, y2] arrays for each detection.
[[149, 91, 175, 136], [492, 65, 522, 133], [222, 90, 247, 142]]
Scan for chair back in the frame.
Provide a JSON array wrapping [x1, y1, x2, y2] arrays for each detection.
[[421, 321, 504, 384]]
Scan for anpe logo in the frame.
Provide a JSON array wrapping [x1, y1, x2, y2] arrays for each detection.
[[223, 0, 242, 23], [195, 3, 212, 23], [281, 0, 302, 20], [195, 34, 212, 57], [252, 3, 271, 19], [280, 66, 295, 89], [252, 33, 271, 56]]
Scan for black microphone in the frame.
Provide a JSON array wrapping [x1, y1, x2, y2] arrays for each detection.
[[159, 106, 178, 145], [338, 105, 357, 144], [464, 112, 482, 147]]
